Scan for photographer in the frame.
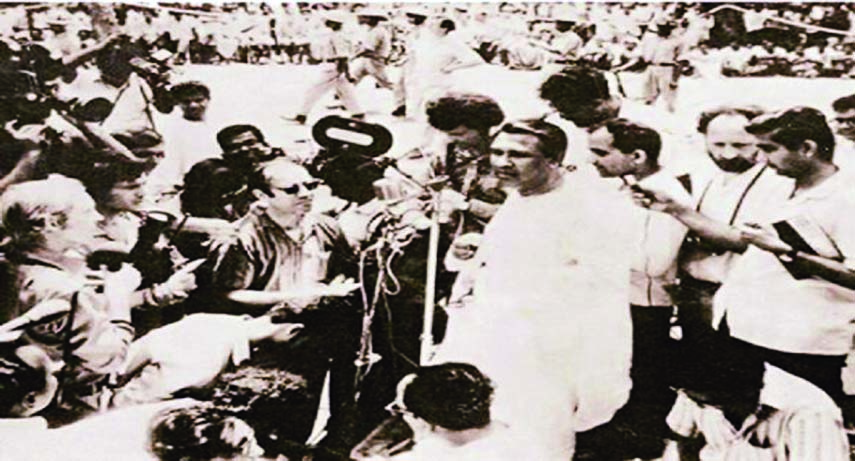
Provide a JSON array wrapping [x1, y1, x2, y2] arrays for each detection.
[[82, 156, 199, 336], [181, 124, 286, 222]]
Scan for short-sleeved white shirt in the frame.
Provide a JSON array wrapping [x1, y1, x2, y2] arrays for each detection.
[[714, 171, 855, 355]]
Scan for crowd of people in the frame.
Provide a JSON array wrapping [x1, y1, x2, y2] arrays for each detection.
[[2, 2, 855, 461], [7, 2, 855, 78]]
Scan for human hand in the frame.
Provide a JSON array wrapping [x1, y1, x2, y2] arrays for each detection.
[[157, 259, 204, 302], [438, 188, 468, 222], [738, 223, 792, 255], [322, 275, 362, 297], [450, 233, 482, 261], [630, 183, 686, 215]]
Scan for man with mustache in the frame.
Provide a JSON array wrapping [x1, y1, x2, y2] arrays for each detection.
[[435, 119, 635, 460], [634, 107, 793, 354]]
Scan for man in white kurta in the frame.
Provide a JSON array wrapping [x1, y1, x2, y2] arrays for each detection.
[[434, 119, 634, 460]]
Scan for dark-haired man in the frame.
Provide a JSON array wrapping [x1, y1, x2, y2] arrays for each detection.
[[424, 93, 506, 225], [181, 124, 284, 221], [354, 363, 527, 460], [830, 93, 855, 172], [714, 107, 855, 404], [636, 107, 793, 350], [539, 66, 621, 174], [436, 119, 635, 460], [147, 81, 220, 214], [588, 119, 690, 457]]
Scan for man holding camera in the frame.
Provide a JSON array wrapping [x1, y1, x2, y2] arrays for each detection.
[[181, 124, 285, 222]]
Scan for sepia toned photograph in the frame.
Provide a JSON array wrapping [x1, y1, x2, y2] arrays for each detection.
[[1, 1, 855, 460]]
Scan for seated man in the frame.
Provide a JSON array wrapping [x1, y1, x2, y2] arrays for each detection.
[[352, 362, 526, 461], [181, 124, 285, 221], [666, 336, 849, 461], [206, 158, 361, 447]]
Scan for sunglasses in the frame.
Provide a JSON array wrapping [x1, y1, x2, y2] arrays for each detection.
[[835, 116, 855, 125], [272, 180, 322, 195]]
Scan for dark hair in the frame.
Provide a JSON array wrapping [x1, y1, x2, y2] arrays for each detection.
[[746, 107, 836, 161], [426, 94, 505, 134], [832, 94, 855, 113], [403, 363, 494, 431], [216, 125, 266, 151], [83, 158, 157, 208], [181, 159, 249, 218], [149, 405, 252, 461], [603, 118, 662, 166], [170, 81, 210, 102], [697, 106, 764, 134], [540, 66, 611, 111], [439, 19, 456, 32], [498, 118, 567, 164], [0, 347, 46, 417], [671, 334, 765, 408]]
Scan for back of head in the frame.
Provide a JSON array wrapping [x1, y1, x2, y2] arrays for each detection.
[[540, 66, 615, 127], [149, 405, 251, 461], [746, 106, 835, 161], [403, 362, 494, 431], [498, 118, 568, 164], [425, 93, 505, 134], [604, 118, 662, 166]]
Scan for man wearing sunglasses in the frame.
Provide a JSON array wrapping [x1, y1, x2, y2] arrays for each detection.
[[209, 158, 361, 447], [435, 118, 635, 460]]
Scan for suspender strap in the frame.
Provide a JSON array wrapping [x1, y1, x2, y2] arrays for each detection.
[[695, 165, 768, 225]]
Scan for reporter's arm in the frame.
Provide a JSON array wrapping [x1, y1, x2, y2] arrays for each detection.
[[781, 252, 855, 290], [671, 204, 748, 253]]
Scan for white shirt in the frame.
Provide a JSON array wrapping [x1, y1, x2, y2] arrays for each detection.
[[145, 114, 222, 214], [714, 171, 855, 355], [682, 163, 794, 284], [389, 422, 528, 461], [630, 171, 691, 306], [436, 173, 635, 459]]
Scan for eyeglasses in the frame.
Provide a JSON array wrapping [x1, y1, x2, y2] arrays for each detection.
[[835, 116, 855, 125], [272, 180, 322, 195]]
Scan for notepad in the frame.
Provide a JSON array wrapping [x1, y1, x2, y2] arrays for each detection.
[[773, 216, 842, 279]]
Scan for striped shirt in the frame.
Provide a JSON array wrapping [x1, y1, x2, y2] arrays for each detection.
[[211, 212, 344, 314], [667, 366, 849, 461]]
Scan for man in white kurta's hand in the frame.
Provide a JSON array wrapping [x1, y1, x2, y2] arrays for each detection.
[[434, 119, 635, 460]]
